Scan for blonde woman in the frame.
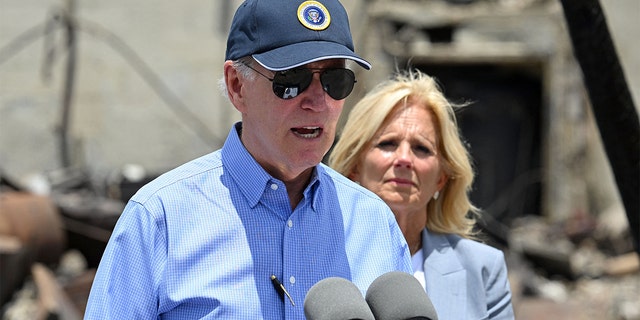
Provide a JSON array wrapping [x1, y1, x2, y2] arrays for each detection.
[[329, 69, 514, 319]]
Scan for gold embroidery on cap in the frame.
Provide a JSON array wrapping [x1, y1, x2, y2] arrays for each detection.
[[297, 1, 331, 31]]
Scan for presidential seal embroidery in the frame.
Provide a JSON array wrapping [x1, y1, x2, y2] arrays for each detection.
[[297, 1, 331, 31]]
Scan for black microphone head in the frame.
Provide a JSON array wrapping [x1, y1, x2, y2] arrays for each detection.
[[365, 271, 438, 320], [304, 277, 375, 320]]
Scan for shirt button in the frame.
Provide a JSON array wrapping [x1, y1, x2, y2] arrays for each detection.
[[289, 276, 295, 284], [287, 219, 293, 228], [270, 183, 278, 190]]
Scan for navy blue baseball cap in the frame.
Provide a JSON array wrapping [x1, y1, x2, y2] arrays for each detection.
[[225, 0, 371, 71]]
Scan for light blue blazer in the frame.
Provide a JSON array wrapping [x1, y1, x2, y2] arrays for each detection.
[[420, 229, 515, 320]]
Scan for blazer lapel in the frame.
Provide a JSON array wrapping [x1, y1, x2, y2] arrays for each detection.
[[422, 229, 467, 319]]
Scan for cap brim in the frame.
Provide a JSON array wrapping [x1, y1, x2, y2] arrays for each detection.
[[252, 41, 371, 71]]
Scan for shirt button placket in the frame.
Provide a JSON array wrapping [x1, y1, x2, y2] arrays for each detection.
[[284, 215, 296, 310]]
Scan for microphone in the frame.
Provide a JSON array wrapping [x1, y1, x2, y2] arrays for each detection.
[[304, 277, 375, 320], [365, 271, 438, 320]]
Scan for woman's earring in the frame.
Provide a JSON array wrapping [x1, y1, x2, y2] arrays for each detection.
[[433, 191, 439, 200]]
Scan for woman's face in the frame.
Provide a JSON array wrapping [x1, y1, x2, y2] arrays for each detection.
[[353, 103, 447, 215]]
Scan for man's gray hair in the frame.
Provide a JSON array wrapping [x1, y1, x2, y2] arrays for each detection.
[[218, 57, 256, 99]]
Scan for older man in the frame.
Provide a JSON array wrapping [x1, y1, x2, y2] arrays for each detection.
[[84, 1, 411, 319]]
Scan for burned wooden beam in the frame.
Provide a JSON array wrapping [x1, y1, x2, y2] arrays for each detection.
[[559, 0, 640, 255], [32, 263, 82, 320]]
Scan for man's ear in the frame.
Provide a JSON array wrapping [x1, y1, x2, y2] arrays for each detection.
[[224, 61, 247, 113]]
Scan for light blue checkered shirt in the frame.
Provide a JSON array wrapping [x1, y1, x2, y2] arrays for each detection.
[[85, 122, 412, 319]]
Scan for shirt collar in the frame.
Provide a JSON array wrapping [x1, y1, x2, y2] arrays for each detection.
[[221, 122, 323, 211], [222, 122, 272, 208], [305, 167, 321, 212]]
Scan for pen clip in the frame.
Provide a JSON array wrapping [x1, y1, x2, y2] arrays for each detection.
[[271, 274, 295, 306]]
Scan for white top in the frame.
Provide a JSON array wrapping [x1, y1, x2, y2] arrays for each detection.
[[411, 249, 427, 290]]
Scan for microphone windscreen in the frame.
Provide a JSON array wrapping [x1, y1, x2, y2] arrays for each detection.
[[365, 271, 438, 320], [304, 277, 375, 320]]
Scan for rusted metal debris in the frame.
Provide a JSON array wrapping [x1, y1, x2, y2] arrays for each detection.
[[0, 192, 67, 265], [0, 166, 138, 316], [0, 192, 67, 306]]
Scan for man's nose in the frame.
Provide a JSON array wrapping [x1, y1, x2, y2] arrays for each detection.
[[301, 72, 329, 109]]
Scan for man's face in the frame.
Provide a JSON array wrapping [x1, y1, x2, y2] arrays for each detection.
[[236, 59, 347, 181]]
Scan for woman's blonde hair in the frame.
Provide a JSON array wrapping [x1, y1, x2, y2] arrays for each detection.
[[328, 69, 479, 238]]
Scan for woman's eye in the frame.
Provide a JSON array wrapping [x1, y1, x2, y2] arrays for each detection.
[[376, 140, 396, 150], [414, 145, 433, 155]]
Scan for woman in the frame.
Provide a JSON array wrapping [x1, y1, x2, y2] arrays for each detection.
[[329, 69, 514, 319]]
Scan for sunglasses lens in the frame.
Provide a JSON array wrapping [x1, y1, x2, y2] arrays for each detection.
[[321, 69, 356, 100], [271, 68, 356, 100], [272, 69, 313, 99]]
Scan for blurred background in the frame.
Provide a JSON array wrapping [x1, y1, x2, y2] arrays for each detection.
[[1, 0, 638, 319]]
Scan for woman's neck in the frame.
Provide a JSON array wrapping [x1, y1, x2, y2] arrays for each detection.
[[393, 208, 426, 256]]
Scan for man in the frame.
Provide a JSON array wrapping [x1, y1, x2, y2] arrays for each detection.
[[84, 0, 412, 318]]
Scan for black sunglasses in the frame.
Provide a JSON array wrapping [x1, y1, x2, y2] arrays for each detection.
[[242, 63, 356, 100]]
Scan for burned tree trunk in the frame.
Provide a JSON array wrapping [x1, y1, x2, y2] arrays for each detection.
[[559, 0, 640, 254]]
